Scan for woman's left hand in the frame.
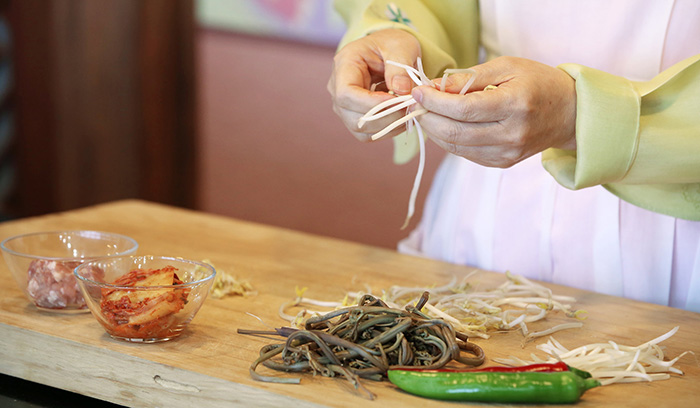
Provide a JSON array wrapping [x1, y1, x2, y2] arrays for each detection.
[[411, 56, 577, 168]]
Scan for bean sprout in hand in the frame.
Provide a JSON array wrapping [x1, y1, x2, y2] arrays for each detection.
[[358, 58, 476, 229]]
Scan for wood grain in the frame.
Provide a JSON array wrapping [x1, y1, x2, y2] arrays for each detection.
[[7, 1, 195, 217], [1, 200, 699, 407]]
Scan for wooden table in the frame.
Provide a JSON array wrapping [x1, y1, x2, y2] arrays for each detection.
[[1, 200, 698, 407]]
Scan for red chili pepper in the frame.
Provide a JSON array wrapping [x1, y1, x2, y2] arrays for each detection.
[[394, 361, 592, 378]]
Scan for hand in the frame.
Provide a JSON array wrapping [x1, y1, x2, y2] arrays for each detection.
[[327, 29, 421, 142], [411, 56, 577, 168]]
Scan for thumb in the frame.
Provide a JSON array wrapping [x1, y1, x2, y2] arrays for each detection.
[[368, 30, 421, 95], [385, 60, 416, 95]]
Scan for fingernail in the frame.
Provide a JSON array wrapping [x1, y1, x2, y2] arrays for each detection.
[[412, 88, 423, 104], [391, 76, 412, 94]]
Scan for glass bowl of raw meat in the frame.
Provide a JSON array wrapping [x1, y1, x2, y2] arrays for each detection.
[[74, 255, 216, 343], [1, 231, 138, 313]]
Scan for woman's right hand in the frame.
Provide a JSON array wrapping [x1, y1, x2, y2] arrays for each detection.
[[411, 56, 578, 168], [327, 29, 422, 142]]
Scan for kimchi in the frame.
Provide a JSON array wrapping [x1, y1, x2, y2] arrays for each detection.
[[100, 266, 189, 339]]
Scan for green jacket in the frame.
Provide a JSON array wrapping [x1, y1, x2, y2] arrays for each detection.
[[334, 0, 700, 221]]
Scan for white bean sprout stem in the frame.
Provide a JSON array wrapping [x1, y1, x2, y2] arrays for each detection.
[[399, 117, 426, 229], [369, 109, 428, 142], [359, 58, 478, 229], [358, 95, 416, 128], [522, 322, 584, 344], [493, 326, 694, 386], [441, 68, 477, 94], [280, 271, 586, 341]]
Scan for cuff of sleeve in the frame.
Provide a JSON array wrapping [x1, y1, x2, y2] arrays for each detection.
[[393, 130, 418, 165], [334, 0, 457, 77], [542, 64, 641, 190]]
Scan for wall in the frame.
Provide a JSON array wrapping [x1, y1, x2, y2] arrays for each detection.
[[195, 29, 444, 249]]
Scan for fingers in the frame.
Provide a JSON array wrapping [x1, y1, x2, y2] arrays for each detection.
[[328, 44, 398, 142], [417, 113, 527, 168], [329, 81, 411, 143], [330, 71, 390, 116], [417, 111, 503, 148], [412, 56, 578, 167], [328, 29, 423, 142], [329, 47, 384, 107], [412, 85, 509, 123], [332, 102, 407, 143]]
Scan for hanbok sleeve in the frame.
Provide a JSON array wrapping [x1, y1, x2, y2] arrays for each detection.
[[543, 54, 700, 221]]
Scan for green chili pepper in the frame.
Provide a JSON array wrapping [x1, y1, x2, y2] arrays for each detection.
[[387, 369, 600, 404]]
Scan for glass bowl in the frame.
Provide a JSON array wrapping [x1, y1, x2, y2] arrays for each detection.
[[1, 231, 138, 313], [74, 255, 215, 343]]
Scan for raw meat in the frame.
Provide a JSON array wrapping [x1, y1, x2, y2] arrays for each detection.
[[26, 259, 103, 309]]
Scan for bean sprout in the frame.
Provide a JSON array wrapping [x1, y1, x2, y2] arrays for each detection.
[[360, 58, 476, 229], [281, 271, 585, 340], [493, 326, 694, 385]]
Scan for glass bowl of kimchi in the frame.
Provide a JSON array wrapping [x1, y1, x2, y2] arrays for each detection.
[[74, 255, 215, 343], [1, 231, 138, 313]]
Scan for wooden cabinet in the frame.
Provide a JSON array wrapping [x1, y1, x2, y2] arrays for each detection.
[[5, 0, 196, 218]]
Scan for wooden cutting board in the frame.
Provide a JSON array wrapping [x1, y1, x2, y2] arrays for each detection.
[[1, 200, 699, 407]]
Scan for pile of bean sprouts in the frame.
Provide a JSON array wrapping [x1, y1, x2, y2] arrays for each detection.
[[281, 270, 585, 341], [493, 326, 694, 385], [200, 259, 255, 299], [359, 58, 476, 229], [242, 292, 484, 400]]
